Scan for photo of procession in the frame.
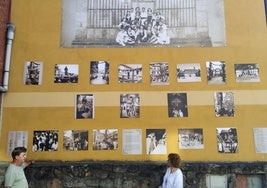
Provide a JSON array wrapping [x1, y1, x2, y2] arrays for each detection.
[[61, 0, 226, 48]]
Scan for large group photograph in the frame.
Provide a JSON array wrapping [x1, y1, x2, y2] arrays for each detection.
[[61, 0, 226, 48]]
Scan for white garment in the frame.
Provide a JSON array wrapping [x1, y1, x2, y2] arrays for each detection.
[[162, 167, 183, 188]]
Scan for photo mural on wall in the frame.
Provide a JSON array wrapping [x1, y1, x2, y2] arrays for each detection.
[[75, 94, 94, 119], [167, 93, 188, 117], [176, 63, 201, 83], [178, 128, 204, 149], [234, 63, 260, 83], [61, 0, 226, 48], [146, 129, 166, 155], [120, 93, 140, 118], [54, 64, 79, 83], [214, 92, 235, 117]]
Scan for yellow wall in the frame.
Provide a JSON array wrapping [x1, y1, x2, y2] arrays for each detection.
[[0, 0, 267, 162]]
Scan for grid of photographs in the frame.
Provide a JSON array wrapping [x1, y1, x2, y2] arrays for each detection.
[[19, 60, 264, 155]]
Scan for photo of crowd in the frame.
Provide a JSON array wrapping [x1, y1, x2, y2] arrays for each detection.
[[63, 130, 88, 151], [32, 130, 59, 152], [93, 129, 118, 150], [234, 63, 260, 82], [178, 129, 204, 149], [150, 62, 169, 85], [116, 7, 170, 46], [120, 94, 140, 118]]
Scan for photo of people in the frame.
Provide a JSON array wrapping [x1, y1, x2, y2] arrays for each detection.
[[217, 128, 238, 153], [178, 129, 204, 149], [120, 93, 140, 118], [115, 7, 170, 46], [234, 63, 260, 82], [93, 129, 118, 150], [32, 130, 59, 152], [54, 64, 78, 83], [118, 64, 142, 83], [75, 94, 94, 119], [177, 63, 201, 82], [167, 93, 188, 117], [23, 61, 43, 85], [61, 0, 226, 48], [206, 61, 226, 85], [90, 61, 109, 85], [63, 130, 88, 151], [146, 129, 166, 155], [214, 92, 235, 117], [150, 62, 169, 85]]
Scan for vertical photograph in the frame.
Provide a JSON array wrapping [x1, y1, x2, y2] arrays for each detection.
[[214, 92, 235, 117], [32, 130, 59, 152], [177, 63, 201, 82], [93, 129, 118, 150], [120, 93, 140, 118], [234, 63, 260, 82], [63, 130, 88, 151], [90, 61, 110, 85], [146, 129, 166, 155], [216, 128, 238, 153], [150, 62, 169, 85], [178, 129, 204, 149], [206, 61, 226, 85], [23, 61, 43, 85], [118, 64, 142, 83], [54, 64, 79, 83], [75, 94, 94, 119], [167, 93, 188, 117]]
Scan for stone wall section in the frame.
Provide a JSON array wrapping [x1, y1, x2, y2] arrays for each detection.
[[0, 161, 266, 188]]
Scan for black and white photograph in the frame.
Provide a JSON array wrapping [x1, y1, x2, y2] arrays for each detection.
[[54, 64, 79, 83], [93, 129, 118, 150], [76, 94, 94, 119], [178, 129, 204, 149], [150, 62, 169, 85], [32, 130, 59, 152], [7, 131, 28, 156], [167, 93, 188, 117], [146, 129, 166, 155], [23, 61, 43, 85], [214, 92, 235, 117], [63, 130, 88, 151], [90, 61, 109, 85], [217, 128, 238, 153], [120, 93, 140, 118], [61, 0, 226, 48], [234, 63, 260, 82], [122, 129, 142, 155], [206, 61, 226, 85], [118, 64, 142, 83], [177, 63, 201, 82]]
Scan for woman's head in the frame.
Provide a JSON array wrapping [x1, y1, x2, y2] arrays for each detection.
[[167, 153, 181, 168]]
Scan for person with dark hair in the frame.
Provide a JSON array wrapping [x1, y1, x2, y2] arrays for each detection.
[[5, 147, 34, 188], [160, 153, 183, 188]]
